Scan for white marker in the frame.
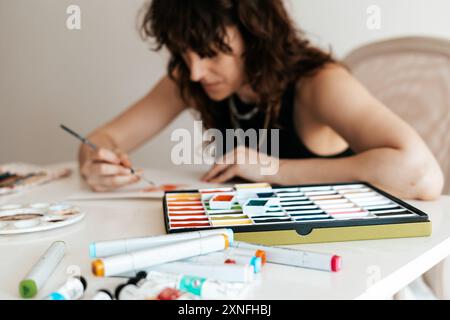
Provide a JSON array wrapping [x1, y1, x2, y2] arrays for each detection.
[[232, 241, 342, 272], [46, 276, 87, 300], [89, 229, 234, 258], [92, 234, 230, 277], [117, 261, 254, 283], [19, 241, 66, 298]]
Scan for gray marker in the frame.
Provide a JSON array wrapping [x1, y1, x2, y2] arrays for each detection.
[[19, 241, 66, 298]]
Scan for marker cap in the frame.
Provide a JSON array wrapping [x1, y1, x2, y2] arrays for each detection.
[[78, 276, 88, 291], [224, 229, 234, 245], [331, 255, 342, 272], [89, 243, 96, 258], [255, 250, 266, 265], [249, 257, 262, 273], [115, 284, 127, 300], [222, 235, 230, 249], [128, 271, 148, 285], [47, 292, 66, 300], [19, 279, 38, 299], [136, 271, 148, 279], [92, 260, 105, 277]]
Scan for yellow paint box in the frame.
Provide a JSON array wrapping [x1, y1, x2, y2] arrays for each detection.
[[163, 182, 432, 245]]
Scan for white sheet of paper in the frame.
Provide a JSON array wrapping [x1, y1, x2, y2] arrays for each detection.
[[65, 181, 165, 200], [64, 167, 223, 201]]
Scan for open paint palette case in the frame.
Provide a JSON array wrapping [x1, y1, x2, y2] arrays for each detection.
[[162, 183, 431, 245], [0, 203, 85, 235]]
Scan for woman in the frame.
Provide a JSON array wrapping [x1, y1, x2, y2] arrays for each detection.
[[79, 0, 444, 200]]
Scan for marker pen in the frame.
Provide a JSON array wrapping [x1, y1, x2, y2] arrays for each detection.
[[46, 276, 87, 300], [89, 229, 234, 258], [118, 261, 255, 283], [144, 271, 249, 300], [185, 253, 262, 273], [115, 272, 197, 301], [232, 241, 342, 272], [19, 241, 66, 298], [117, 271, 248, 300], [92, 234, 230, 277], [115, 272, 177, 300], [92, 289, 113, 300]]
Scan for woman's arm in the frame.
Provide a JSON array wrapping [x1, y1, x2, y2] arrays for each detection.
[[79, 75, 186, 191], [202, 64, 444, 200], [275, 64, 444, 200]]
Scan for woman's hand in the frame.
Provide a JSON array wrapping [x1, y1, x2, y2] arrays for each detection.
[[201, 146, 281, 184], [79, 146, 140, 192]]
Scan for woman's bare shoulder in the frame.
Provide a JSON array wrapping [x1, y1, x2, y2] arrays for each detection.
[[295, 63, 350, 104], [295, 62, 371, 120]]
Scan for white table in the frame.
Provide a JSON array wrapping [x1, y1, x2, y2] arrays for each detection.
[[1, 163, 449, 300]]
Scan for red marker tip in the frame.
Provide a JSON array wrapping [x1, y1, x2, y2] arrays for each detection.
[[331, 255, 342, 272]]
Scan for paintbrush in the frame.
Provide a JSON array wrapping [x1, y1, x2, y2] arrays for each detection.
[[60, 124, 155, 186]]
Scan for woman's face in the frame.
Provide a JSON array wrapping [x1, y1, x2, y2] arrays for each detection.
[[182, 26, 246, 101]]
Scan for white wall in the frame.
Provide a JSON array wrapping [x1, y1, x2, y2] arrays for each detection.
[[0, 0, 173, 168], [1, 0, 449, 168], [287, 0, 450, 58]]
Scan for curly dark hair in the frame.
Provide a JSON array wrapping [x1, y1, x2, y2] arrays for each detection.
[[141, 0, 335, 129]]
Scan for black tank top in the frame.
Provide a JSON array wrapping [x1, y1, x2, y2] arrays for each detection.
[[211, 82, 355, 159]]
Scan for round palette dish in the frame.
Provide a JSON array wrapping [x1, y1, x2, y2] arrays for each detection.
[[0, 203, 85, 235]]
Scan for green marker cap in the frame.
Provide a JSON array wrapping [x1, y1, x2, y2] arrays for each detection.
[[19, 279, 38, 298]]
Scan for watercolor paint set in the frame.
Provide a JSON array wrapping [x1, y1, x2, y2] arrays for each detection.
[[162, 183, 431, 245], [0, 203, 85, 235]]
